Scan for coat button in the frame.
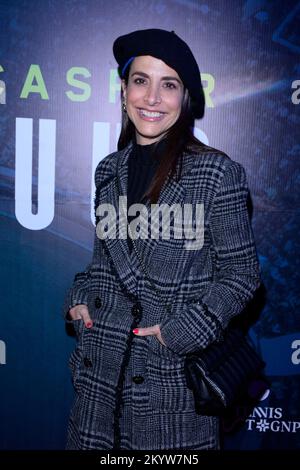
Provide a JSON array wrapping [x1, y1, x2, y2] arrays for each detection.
[[128, 293, 137, 302], [131, 302, 142, 319], [114, 438, 121, 449], [94, 297, 102, 308], [83, 357, 93, 368], [132, 375, 144, 384]]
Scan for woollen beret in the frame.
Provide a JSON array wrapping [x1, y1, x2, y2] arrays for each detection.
[[113, 28, 205, 118]]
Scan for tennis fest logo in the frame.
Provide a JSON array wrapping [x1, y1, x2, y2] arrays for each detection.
[[223, 388, 300, 435], [246, 406, 300, 433]]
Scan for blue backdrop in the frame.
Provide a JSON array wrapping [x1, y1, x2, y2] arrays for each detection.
[[0, 0, 299, 450]]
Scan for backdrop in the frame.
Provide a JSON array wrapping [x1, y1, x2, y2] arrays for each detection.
[[0, 0, 299, 450]]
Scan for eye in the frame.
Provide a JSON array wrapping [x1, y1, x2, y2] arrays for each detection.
[[164, 82, 177, 90], [133, 77, 146, 85]]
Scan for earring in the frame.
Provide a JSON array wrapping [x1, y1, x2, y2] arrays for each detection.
[[123, 100, 127, 113]]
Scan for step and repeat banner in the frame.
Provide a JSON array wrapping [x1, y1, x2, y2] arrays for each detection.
[[0, 0, 299, 450]]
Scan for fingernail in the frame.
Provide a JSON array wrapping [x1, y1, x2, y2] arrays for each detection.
[[86, 321, 93, 328], [133, 328, 139, 334]]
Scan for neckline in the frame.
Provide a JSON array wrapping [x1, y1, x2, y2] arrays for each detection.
[[133, 136, 166, 148], [131, 136, 167, 165]]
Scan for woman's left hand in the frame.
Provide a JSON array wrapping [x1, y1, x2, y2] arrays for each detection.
[[133, 324, 167, 346]]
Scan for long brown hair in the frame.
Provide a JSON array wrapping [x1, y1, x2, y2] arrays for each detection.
[[118, 71, 211, 204]]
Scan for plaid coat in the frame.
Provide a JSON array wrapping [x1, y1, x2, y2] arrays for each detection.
[[64, 141, 261, 450]]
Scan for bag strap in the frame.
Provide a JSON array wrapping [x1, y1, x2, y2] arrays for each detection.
[[127, 223, 172, 315]]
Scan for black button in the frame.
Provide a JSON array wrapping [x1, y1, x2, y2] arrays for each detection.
[[94, 297, 102, 308], [83, 357, 92, 368], [132, 375, 144, 384], [128, 293, 137, 302], [131, 302, 142, 319]]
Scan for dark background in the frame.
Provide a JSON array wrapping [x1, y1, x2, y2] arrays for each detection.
[[0, 0, 299, 449]]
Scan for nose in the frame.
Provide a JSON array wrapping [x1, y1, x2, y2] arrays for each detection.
[[144, 83, 161, 106]]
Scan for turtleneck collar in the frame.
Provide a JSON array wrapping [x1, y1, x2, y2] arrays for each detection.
[[131, 135, 167, 166]]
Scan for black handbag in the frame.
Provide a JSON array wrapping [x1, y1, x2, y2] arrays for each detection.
[[127, 226, 268, 418], [184, 326, 269, 416]]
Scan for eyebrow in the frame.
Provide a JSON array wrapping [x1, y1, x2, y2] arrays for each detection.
[[130, 71, 182, 84]]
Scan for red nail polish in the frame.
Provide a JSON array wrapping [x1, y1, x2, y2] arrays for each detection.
[[86, 322, 93, 328], [133, 328, 139, 334]]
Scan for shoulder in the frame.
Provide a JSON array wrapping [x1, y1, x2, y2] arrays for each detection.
[[185, 144, 247, 188], [94, 145, 130, 187]]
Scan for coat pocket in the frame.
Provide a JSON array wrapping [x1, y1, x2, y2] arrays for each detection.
[[146, 348, 196, 412], [68, 345, 83, 394], [71, 318, 85, 338]]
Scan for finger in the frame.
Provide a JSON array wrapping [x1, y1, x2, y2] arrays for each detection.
[[80, 308, 93, 328], [156, 332, 167, 346], [68, 306, 82, 321], [156, 325, 167, 346], [69, 305, 92, 328], [133, 325, 159, 336]]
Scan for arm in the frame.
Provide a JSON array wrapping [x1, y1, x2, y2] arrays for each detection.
[[63, 266, 92, 321], [63, 162, 103, 321], [63, 153, 118, 322], [159, 161, 261, 356]]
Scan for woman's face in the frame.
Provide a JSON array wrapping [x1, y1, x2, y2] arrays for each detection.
[[121, 55, 184, 145]]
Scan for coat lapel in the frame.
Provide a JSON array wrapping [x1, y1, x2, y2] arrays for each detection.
[[96, 144, 138, 295], [131, 173, 186, 265], [96, 142, 196, 294], [125, 148, 196, 266]]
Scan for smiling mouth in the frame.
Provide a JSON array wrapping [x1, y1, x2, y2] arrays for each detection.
[[137, 108, 166, 120]]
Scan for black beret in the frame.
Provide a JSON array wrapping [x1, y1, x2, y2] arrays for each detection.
[[113, 28, 205, 118]]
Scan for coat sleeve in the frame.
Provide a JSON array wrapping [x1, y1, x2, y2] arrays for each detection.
[[62, 266, 92, 321], [159, 161, 262, 356], [62, 163, 103, 321]]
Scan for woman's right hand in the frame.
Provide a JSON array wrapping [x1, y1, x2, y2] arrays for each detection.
[[68, 304, 93, 329]]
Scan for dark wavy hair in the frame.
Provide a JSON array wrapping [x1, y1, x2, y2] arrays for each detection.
[[118, 68, 209, 204]]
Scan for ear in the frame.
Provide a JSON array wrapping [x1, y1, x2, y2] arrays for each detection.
[[121, 79, 127, 99]]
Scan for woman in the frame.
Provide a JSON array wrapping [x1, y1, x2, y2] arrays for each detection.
[[64, 29, 261, 450]]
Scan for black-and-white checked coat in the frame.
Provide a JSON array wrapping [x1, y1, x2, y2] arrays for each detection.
[[64, 141, 261, 450]]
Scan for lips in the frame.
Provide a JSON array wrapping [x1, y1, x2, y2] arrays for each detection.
[[137, 108, 166, 121]]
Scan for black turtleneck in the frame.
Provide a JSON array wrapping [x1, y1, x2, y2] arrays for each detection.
[[127, 137, 166, 253]]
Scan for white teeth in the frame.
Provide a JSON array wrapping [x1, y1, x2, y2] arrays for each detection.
[[140, 109, 163, 118]]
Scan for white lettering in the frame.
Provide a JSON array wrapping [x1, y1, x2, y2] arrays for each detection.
[[292, 422, 300, 433], [0, 64, 6, 104], [95, 197, 205, 249], [280, 421, 292, 432], [15, 118, 56, 230], [291, 80, 300, 104], [291, 339, 300, 365], [96, 203, 116, 239], [0, 340, 6, 365], [270, 420, 281, 432], [246, 418, 255, 430], [91, 122, 110, 224], [274, 407, 283, 419], [251, 407, 269, 419]]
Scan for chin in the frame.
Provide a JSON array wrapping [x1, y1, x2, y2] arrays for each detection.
[[136, 127, 167, 141], [137, 133, 166, 144]]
